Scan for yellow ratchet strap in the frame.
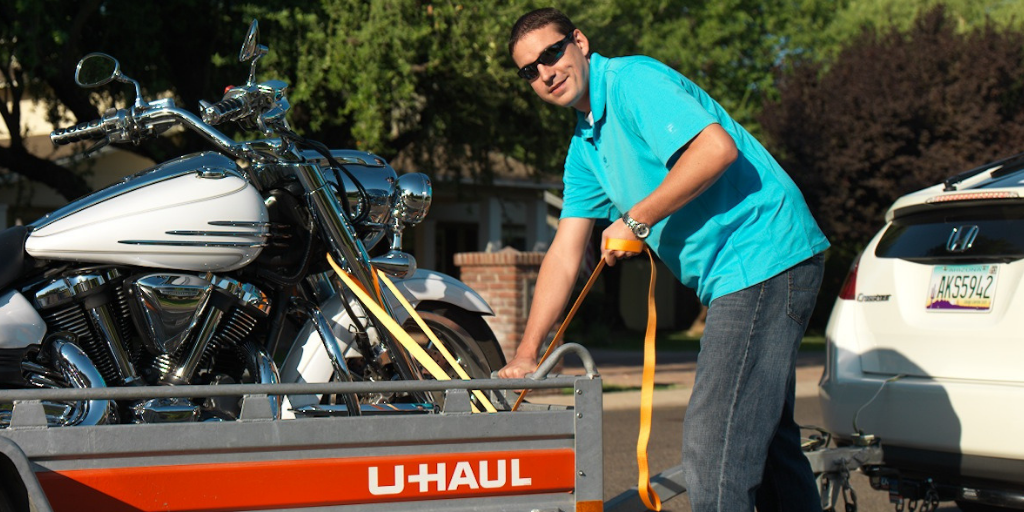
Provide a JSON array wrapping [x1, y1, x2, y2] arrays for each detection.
[[376, 269, 497, 413], [326, 254, 495, 413], [510, 237, 661, 510]]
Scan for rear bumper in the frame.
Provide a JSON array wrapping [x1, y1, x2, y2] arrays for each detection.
[[821, 368, 1024, 459], [822, 306, 1024, 485]]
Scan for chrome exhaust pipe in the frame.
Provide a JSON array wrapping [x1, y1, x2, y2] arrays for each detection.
[[50, 334, 118, 426], [240, 341, 283, 420]]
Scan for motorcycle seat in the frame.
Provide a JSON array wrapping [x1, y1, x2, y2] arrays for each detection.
[[0, 226, 28, 290]]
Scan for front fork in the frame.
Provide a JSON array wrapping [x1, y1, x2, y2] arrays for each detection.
[[289, 162, 428, 402]]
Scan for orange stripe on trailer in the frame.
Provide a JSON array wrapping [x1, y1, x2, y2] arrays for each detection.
[[37, 449, 576, 512]]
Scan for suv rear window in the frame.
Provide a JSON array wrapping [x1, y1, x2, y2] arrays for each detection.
[[875, 203, 1024, 262]]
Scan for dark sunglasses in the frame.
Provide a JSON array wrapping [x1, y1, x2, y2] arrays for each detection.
[[517, 33, 575, 81]]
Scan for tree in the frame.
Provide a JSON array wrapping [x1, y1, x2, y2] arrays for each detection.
[[2, 0, 847, 209], [0, 1, 248, 205], [763, 6, 1024, 252], [761, 6, 1024, 329], [560, 0, 839, 136], [825, 0, 1024, 52]]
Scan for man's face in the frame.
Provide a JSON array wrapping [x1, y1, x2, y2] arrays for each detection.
[[511, 24, 590, 112]]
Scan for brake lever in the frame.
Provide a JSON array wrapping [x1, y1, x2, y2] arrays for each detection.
[[83, 136, 111, 156]]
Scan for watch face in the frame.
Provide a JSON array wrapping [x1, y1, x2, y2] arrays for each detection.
[[635, 224, 650, 239]]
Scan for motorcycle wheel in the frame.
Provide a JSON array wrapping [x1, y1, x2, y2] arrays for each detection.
[[404, 306, 504, 380], [404, 305, 506, 410]]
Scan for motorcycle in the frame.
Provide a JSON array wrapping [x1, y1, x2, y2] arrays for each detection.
[[0, 20, 504, 426]]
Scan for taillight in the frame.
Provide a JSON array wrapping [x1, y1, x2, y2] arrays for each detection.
[[838, 257, 860, 300], [926, 191, 1018, 203]]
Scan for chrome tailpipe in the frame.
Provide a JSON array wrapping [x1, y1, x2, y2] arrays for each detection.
[[50, 335, 118, 426]]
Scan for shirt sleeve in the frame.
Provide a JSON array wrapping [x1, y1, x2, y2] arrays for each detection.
[[560, 137, 616, 221], [610, 61, 718, 166]]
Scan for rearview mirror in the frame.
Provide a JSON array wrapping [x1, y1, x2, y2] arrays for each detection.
[[239, 19, 269, 86], [75, 53, 119, 88], [239, 20, 267, 62]]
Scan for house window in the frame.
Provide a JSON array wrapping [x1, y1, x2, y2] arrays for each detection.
[[502, 223, 527, 251], [435, 221, 478, 276]]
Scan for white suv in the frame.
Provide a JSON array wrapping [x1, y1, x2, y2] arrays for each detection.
[[820, 152, 1024, 511]]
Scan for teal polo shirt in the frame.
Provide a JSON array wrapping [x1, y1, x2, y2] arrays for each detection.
[[561, 53, 830, 305]]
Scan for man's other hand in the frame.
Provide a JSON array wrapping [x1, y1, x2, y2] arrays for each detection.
[[497, 355, 538, 379]]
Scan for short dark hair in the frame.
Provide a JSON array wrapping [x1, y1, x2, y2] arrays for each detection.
[[508, 8, 576, 58]]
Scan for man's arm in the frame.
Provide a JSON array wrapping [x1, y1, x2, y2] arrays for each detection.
[[601, 123, 738, 265], [497, 217, 595, 379]]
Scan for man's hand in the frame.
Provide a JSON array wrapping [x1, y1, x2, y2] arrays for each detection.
[[601, 219, 640, 267], [497, 354, 538, 379]]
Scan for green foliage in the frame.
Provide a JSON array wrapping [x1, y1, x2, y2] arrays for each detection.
[[548, 0, 838, 137], [3, 0, 847, 197], [214, 1, 576, 178], [761, 5, 1024, 326], [765, 5, 1024, 250], [826, 0, 1024, 51]]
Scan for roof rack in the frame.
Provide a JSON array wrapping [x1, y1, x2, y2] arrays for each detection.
[[943, 151, 1024, 191]]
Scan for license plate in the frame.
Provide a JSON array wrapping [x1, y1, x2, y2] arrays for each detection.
[[926, 264, 999, 312]]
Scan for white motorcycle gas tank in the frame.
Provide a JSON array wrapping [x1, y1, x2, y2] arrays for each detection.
[[26, 152, 269, 272]]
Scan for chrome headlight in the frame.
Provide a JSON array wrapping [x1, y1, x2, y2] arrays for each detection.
[[394, 173, 432, 225]]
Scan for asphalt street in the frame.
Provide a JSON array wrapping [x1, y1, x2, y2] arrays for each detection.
[[536, 349, 968, 512]]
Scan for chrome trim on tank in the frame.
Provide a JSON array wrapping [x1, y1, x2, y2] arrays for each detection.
[[164, 230, 268, 237], [119, 220, 270, 248], [118, 240, 267, 248], [30, 152, 243, 231], [208, 221, 273, 228]]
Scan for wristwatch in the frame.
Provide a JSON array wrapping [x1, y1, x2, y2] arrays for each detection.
[[621, 211, 650, 239]]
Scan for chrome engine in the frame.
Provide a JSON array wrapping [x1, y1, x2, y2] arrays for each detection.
[[18, 266, 279, 424]]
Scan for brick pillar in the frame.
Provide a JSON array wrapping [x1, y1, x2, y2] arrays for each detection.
[[454, 248, 545, 362]]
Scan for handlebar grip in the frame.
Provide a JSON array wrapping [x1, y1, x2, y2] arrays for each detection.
[[202, 97, 247, 125], [50, 119, 109, 146]]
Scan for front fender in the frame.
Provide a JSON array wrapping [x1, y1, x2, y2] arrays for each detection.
[[386, 269, 493, 316]]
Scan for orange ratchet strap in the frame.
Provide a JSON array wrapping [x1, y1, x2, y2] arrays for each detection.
[[511, 237, 662, 511]]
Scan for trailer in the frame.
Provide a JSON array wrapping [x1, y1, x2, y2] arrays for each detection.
[[1, 338, 899, 512], [0, 344, 605, 512]]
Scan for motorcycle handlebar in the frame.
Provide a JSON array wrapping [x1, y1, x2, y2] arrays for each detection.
[[50, 101, 273, 160], [50, 118, 110, 146], [201, 96, 248, 125]]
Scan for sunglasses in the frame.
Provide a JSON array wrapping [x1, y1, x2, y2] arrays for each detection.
[[517, 33, 575, 81]]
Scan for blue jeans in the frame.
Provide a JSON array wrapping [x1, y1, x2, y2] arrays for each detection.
[[682, 254, 824, 512]]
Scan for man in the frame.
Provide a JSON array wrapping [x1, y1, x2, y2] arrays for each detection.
[[498, 7, 830, 512]]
